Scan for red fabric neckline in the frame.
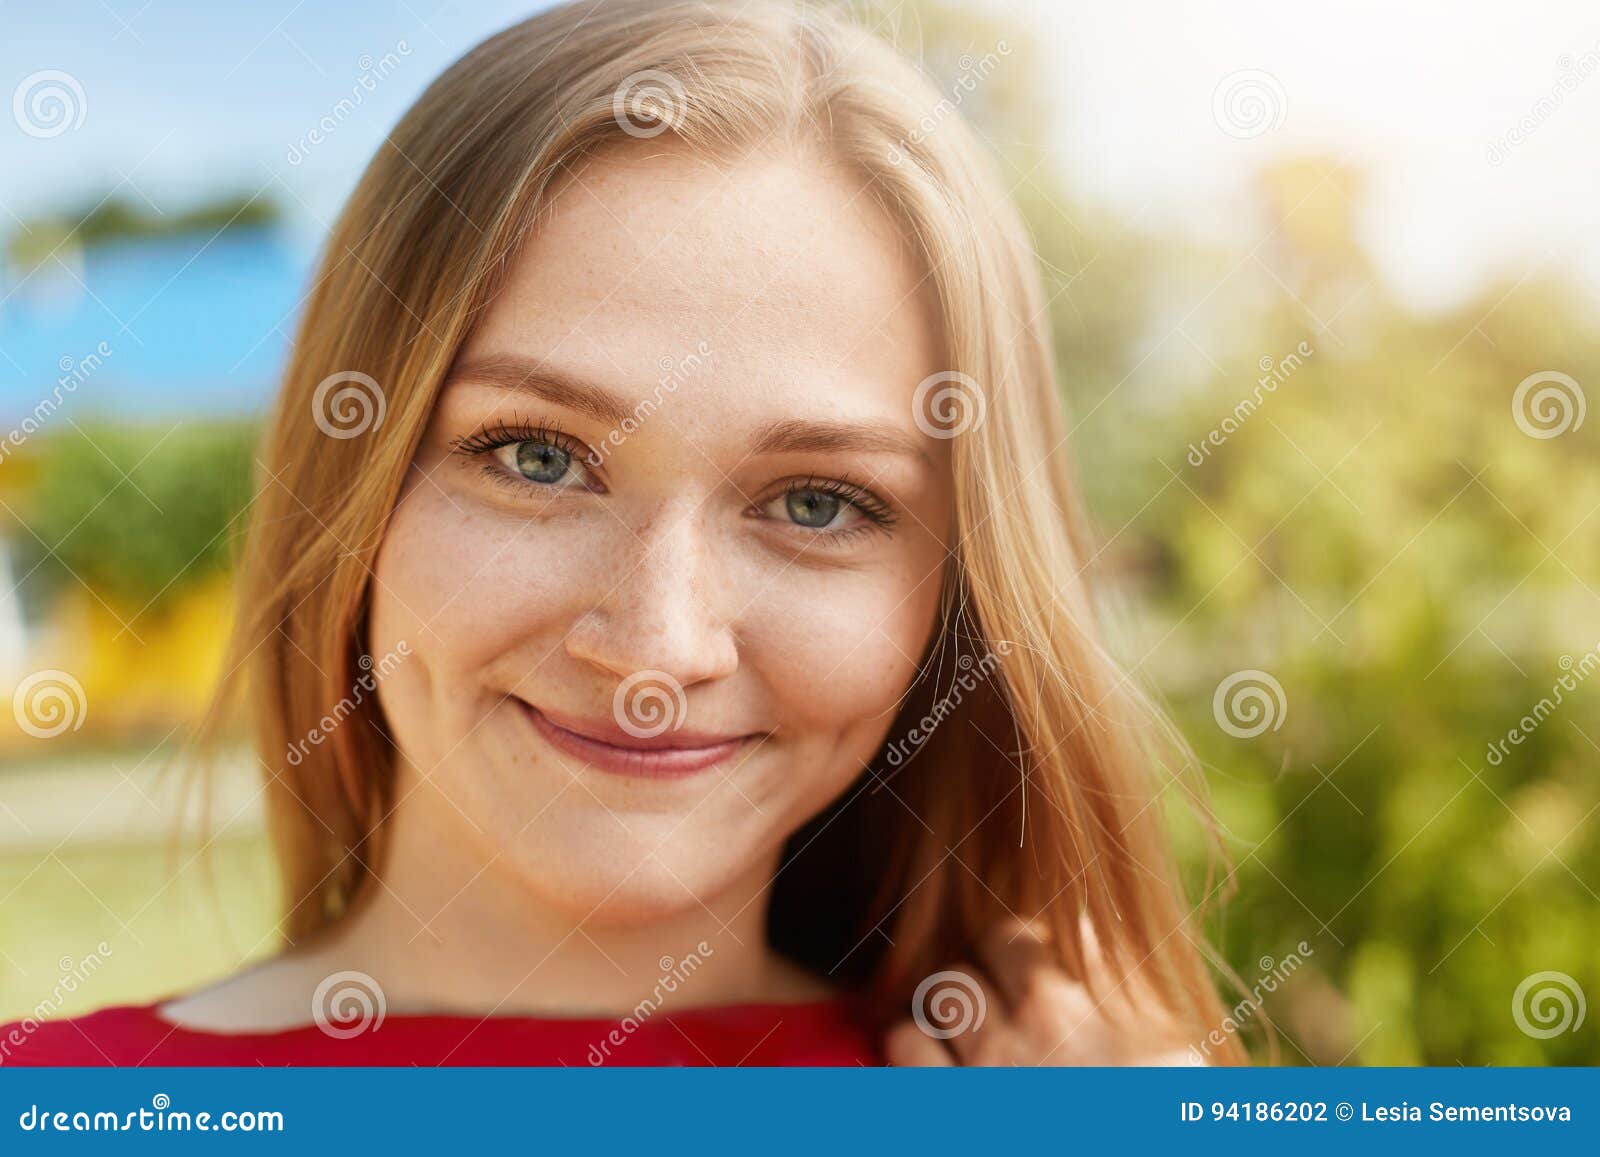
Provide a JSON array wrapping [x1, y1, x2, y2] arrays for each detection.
[[0, 995, 881, 1067]]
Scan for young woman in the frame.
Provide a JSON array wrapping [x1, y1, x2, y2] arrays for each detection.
[[5, 0, 1242, 1066]]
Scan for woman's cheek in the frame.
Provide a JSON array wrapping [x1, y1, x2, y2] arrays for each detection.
[[737, 557, 943, 735], [378, 488, 611, 654]]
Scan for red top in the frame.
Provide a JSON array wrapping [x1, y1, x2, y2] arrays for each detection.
[[0, 997, 880, 1067]]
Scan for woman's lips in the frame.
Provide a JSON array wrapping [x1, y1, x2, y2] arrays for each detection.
[[521, 703, 758, 779]]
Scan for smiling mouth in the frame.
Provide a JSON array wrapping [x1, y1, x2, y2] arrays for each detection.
[[520, 703, 762, 779]]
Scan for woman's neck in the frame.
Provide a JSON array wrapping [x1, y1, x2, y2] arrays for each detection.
[[292, 782, 831, 1018]]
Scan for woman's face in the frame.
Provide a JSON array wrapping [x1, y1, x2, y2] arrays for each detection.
[[369, 140, 953, 924]]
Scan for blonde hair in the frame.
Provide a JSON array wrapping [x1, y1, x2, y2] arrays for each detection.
[[209, 0, 1245, 1060]]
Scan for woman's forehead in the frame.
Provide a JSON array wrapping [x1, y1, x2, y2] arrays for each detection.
[[470, 139, 941, 382]]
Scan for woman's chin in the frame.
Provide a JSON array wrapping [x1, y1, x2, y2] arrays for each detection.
[[505, 839, 755, 929]]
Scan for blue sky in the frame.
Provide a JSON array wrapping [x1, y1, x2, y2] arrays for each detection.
[[2, 0, 1597, 422], [1, 0, 558, 232], [5, 0, 1599, 305]]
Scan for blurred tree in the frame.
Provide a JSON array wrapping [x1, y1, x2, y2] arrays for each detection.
[[15, 421, 257, 615], [877, 0, 1599, 1065]]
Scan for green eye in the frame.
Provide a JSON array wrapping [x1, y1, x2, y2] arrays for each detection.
[[785, 489, 844, 528], [515, 440, 572, 484]]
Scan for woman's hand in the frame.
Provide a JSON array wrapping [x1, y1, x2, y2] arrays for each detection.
[[884, 919, 1202, 1066]]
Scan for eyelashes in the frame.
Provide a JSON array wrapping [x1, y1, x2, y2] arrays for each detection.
[[448, 414, 898, 539], [448, 416, 589, 463], [772, 474, 898, 531], [449, 415, 602, 494]]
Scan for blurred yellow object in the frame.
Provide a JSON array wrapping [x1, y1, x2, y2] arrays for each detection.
[[3, 572, 233, 751]]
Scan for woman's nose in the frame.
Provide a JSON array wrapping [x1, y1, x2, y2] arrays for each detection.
[[563, 505, 739, 689]]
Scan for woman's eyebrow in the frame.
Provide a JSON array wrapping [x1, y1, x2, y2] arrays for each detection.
[[751, 417, 929, 464], [444, 355, 633, 426]]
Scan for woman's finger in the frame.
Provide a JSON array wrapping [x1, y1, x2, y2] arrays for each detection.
[[883, 1019, 954, 1066], [975, 918, 1063, 1016], [914, 963, 1016, 1066]]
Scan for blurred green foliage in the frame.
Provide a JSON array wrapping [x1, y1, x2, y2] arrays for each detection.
[[15, 420, 257, 613], [890, 3, 1600, 1064]]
